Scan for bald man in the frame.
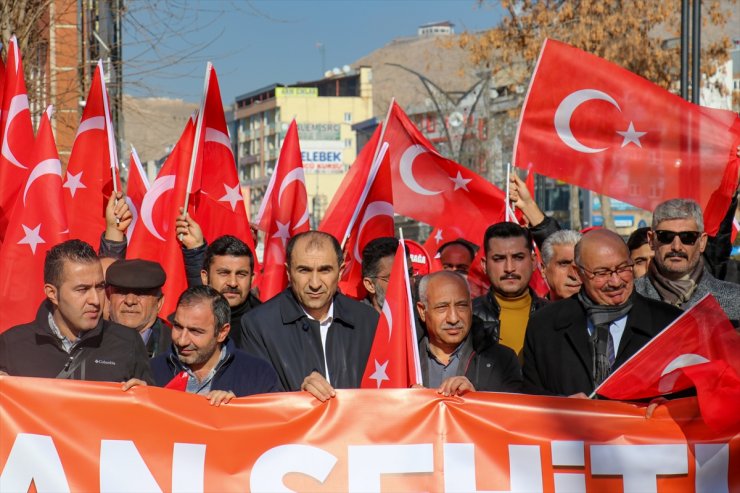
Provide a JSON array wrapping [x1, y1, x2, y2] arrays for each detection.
[[522, 229, 682, 397]]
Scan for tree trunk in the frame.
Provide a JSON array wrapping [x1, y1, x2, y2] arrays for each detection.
[[599, 194, 616, 231], [569, 184, 581, 231]]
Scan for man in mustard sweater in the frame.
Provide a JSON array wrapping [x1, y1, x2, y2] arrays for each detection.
[[472, 222, 547, 359]]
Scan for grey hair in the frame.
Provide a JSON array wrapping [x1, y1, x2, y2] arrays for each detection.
[[652, 199, 704, 232], [417, 270, 469, 306], [542, 230, 582, 265]]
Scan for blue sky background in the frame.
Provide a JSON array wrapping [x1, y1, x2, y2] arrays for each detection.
[[123, 0, 504, 103]]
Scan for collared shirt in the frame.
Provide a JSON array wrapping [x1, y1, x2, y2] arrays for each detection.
[[47, 313, 76, 354], [184, 344, 228, 395], [425, 339, 465, 388], [140, 327, 152, 344], [303, 303, 335, 385], [586, 315, 628, 360]]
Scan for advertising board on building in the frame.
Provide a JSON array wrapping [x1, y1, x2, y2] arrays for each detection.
[[301, 140, 344, 173]]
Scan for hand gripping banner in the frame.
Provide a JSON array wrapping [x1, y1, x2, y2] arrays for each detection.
[[1, 376, 738, 492]]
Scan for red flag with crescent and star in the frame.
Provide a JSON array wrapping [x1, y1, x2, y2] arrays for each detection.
[[337, 140, 395, 300], [595, 294, 740, 432], [255, 120, 309, 301], [127, 118, 195, 317], [0, 107, 69, 333], [0, 37, 35, 245], [191, 64, 258, 266], [361, 239, 422, 389], [63, 60, 121, 248], [124, 146, 149, 242], [515, 38, 740, 236]]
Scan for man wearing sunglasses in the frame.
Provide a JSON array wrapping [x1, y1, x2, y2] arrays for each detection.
[[635, 199, 740, 325]]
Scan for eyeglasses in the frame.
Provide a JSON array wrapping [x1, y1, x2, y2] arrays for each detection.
[[576, 263, 634, 282], [372, 269, 414, 283], [654, 230, 702, 245]]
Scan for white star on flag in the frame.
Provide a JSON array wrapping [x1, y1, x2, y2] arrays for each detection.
[[434, 229, 444, 244], [218, 183, 243, 211], [18, 224, 45, 254], [369, 359, 390, 388], [63, 171, 86, 197], [274, 220, 291, 243], [449, 171, 472, 191], [616, 122, 647, 148]]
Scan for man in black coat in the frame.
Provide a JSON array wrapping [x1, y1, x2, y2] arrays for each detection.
[[417, 271, 522, 395], [241, 231, 379, 400], [523, 229, 683, 397], [0, 240, 152, 384]]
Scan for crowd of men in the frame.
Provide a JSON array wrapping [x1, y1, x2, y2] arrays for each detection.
[[1, 172, 738, 407]]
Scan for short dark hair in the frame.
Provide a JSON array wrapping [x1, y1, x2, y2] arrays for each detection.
[[362, 237, 398, 278], [482, 222, 532, 255], [626, 227, 650, 252], [437, 239, 477, 259], [286, 231, 343, 267], [203, 235, 254, 272], [44, 239, 99, 287], [176, 285, 231, 333]]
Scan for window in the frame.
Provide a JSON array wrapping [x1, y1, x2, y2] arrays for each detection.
[[345, 138, 352, 148], [344, 112, 352, 123]]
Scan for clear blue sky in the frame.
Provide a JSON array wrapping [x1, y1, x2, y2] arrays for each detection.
[[123, 0, 504, 104]]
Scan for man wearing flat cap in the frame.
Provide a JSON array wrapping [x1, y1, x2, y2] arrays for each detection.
[[105, 259, 171, 358]]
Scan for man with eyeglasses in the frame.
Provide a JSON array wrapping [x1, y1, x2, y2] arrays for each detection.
[[522, 229, 682, 397], [361, 237, 401, 313], [635, 198, 740, 325]]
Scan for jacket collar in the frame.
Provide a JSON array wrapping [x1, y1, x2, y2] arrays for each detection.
[[34, 299, 105, 348], [278, 288, 356, 328]]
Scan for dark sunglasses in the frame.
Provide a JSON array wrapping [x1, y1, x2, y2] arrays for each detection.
[[654, 230, 701, 245]]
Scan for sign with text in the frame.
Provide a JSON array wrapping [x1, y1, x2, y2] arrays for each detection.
[[275, 87, 318, 98], [297, 123, 341, 141], [0, 377, 737, 492], [301, 140, 344, 173]]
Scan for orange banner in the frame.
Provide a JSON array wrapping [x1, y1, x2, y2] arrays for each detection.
[[1, 376, 738, 492]]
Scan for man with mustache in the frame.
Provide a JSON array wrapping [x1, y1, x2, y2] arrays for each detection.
[[241, 231, 378, 401], [473, 222, 548, 359], [541, 230, 583, 300], [361, 237, 398, 313], [0, 240, 152, 384], [417, 271, 522, 396], [522, 229, 682, 396], [635, 198, 740, 325]]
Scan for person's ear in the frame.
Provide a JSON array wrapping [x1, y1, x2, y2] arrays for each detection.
[[44, 284, 59, 306], [200, 270, 209, 285], [416, 301, 427, 323], [363, 277, 376, 294], [217, 323, 230, 343]]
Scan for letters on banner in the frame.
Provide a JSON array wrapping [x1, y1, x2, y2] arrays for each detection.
[[0, 376, 737, 492]]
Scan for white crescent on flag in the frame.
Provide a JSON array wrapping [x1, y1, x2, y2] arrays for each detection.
[[2, 94, 30, 169], [352, 201, 395, 263], [657, 353, 711, 393], [554, 89, 621, 154], [23, 159, 62, 205], [399, 145, 442, 196], [140, 175, 176, 241]]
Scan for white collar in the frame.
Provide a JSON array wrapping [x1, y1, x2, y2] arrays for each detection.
[[303, 302, 334, 326]]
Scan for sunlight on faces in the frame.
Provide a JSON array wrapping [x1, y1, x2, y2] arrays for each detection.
[[649, 218, 707, 278], [202, 255, 253, 307], [418, 273, 472, 354], [107, 288, 163, 333], [483, 236, 534, 298], [543, 243, 581, 300], [630, 243, 654, 278], [44, 260, 105, 336], [287, 235, 344, 320], [172, 301, 229, 372], [440, 244, 473, 276], [576, 233, 634, 306]]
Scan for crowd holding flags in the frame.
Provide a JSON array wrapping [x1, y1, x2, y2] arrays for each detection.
[[0, 34, 739, 435]]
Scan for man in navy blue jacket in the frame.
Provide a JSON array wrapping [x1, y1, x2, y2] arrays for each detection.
[[137, 286, 281, 405]]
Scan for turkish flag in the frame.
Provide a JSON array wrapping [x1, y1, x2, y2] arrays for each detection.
[[0, 37, 35, 244], [254, 120, 309, 301], [337, 141, 395, 300], [124, 146, 149, 242], [0, 107, 69, 332], [361, 240, 422, 388], [64, 60, 121, 247], [191, 65, 258, 265], [515, 39, 740, 236], [164, 371, 189, 392], [385, 102, 507, 245], [0, 50, 5, 123], [595, 294, 740, 432], [127, 118, 194, 317]]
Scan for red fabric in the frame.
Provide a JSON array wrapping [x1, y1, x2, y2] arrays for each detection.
[[0, 107, 68, 332], [337, 140, 395, 299], [191, 66, 258, 266], [385, 102, 506, 245], [319, 125, 382, 242], [0, 37, 34, 244], [361, 241, 421, 388], [164, 371, 189, 392], [123, 146, 149, 241], [596, 294, 740, 431], [63, 61, 120, 248], [404, 239, 431, 276], [682, 360, 740, 433], [127, 119, 194, 317], [255, 120, 309, 301], [515, 39, 740, 236]]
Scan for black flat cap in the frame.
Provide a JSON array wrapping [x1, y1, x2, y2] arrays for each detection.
[[106, 259, 166, 289]]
